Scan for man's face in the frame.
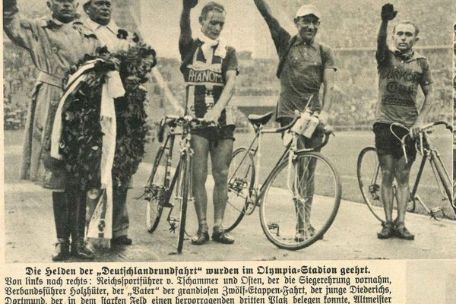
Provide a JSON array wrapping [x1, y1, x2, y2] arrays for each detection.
[[393, 24, 418, 52], [86, 0, 112, 26], [295, 15, 320, 42], [200, 10, 225, 40], [47, 0, 78, 23]]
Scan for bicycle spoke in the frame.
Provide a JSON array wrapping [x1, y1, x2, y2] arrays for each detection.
[[260, 152, 341, 250], [224, 148, 255, 232]]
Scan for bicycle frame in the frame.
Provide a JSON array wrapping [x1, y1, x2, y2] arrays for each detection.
[[410, 132, 452, 212], [228, 124, 301, 209], [388, 122, 453, 217], [158, 124, 193, 229]]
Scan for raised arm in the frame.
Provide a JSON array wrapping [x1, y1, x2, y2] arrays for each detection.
[[253, 0, 290, 56], [3, 0, 34, 50], [179, 0, 198, 57], [376, 3, 397, 63]]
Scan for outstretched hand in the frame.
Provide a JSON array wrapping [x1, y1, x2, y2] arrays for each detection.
[[381, 3, 397, 21], [183, 0, 198, 10], [3, 0, 18, 10]]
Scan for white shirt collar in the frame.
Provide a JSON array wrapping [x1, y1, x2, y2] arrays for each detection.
[[84, 17, 120, 35]]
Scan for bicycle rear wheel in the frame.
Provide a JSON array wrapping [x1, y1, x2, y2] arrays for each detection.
[[260, 152, 341, 250], [144, 146, 167, 233], [224, 147, 255, 232], [357, 147, 385, 222]]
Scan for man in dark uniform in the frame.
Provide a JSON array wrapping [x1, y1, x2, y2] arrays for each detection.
[[374, 4, 432, 240], [3, 0, 100, 260], [179, 0, 239, 245], [253, 0, 336, 240]]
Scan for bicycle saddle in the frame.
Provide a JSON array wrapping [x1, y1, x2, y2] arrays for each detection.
[[248, 112, 274, 127]]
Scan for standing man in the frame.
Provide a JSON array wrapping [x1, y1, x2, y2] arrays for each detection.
[[3, 0, 99, 260], [374, 4, 432, 240], [180, 0, 238, 245], [82, 0, 129, 53], [253, 0, 337, 240], [83, 0, 132, 246]]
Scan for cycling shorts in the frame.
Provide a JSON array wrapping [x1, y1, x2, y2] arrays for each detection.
[[373, 122, 416, 161], [191, 125, 235, 143]]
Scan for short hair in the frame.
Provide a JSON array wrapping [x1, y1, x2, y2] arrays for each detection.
[[82, 0, 92, 11], [200, 1, 226, 20], [393, 21, 420, 36]]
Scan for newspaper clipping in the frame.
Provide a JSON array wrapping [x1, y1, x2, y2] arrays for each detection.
[[1, 0, 455, 304]]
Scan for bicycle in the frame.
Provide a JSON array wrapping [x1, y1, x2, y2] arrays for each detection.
[[139, 115, 209, 254], [224, 111, 342, 250], [357, 121, 454, 223]]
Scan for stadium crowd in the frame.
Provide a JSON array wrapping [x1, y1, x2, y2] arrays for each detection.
[[3, 0, 453, 131]]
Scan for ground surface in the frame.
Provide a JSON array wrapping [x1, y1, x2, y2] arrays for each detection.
[[3, 130, 455, 263]]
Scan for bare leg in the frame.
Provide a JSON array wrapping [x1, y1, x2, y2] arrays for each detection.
[[378, 154, 395, 223], [395, 155, 413, 223], [394, 155, 415, 240], [191, 135, 210, 239], [210, 139, 234, 227], [377, 154, 396, 239]]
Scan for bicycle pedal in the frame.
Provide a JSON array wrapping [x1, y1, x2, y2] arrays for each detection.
[[429, 208, 443, 220]]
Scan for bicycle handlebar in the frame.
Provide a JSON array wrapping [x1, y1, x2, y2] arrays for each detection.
[[420, 121, 453, 133], [262, 116, 300, 134], [390, 121, 452, 163], [157, 115, 216, 143], [391, 121, 453, 136], [297, 124, 334, 151]]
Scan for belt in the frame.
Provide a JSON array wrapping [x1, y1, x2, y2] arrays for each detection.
[[37, 71, 63, 88]]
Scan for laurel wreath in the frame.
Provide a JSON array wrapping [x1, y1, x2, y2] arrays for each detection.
[[60, 38, 156, 190]]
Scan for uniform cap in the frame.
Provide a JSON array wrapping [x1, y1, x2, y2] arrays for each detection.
[[295, 4, 321, 20]]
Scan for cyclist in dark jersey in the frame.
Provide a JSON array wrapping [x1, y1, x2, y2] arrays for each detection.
[[374, 4, 432, 240], [253, 0, 337, 241], [179, 0, 239, 245]]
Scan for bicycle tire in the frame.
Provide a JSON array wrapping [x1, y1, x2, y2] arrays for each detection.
[[453, 181, 456, 214], [224, 147, 256, 232], [357, 147, 419, 222], [176, 158, 189, 254], [357, 147, 385, 222], [431, 153, 454, 215], [145, 146, 166, 233], [259, 152, 341, 250]]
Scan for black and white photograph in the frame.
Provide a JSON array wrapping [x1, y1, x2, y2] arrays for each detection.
[[2, 0, 455, 268]]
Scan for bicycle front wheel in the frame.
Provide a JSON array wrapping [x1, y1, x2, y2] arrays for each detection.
[[145, 146, 166, 233], [453, 181, 456, 214], [224, 147, 255, 232], [260, 152, 341, 250], [173, 158, 190, 254], [431, 152, 454, 216], [357, 147, 385, 222]]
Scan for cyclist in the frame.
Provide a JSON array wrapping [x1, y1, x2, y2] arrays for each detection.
[[253, 0, 337, 240], [374, 4, 432, 240], [179, 0, 239, 245]]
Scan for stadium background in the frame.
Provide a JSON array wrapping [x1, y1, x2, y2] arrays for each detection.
[[3, 0, 453, 130]]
